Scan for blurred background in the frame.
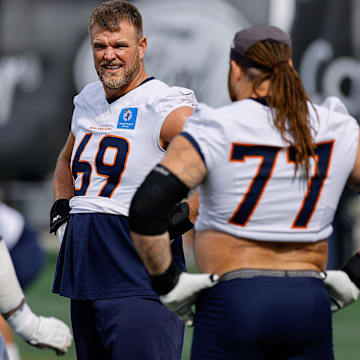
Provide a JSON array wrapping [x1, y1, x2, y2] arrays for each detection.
[[0, 0, 359, 359]]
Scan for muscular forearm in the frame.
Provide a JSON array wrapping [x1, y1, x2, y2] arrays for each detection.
[[53, 156, 73, 200], [50, 132, 74, 237], [131, 232, 172, 275]]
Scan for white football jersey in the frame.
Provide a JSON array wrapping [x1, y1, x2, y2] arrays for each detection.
[[182, 96, 359, 242], [69, 78, 197, 216]]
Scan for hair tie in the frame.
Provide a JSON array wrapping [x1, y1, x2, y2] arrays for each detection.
[[272, 60, 288, 69]]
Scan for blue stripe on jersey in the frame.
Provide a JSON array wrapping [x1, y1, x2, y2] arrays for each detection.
[[180, 131, 206, 165], [53, 213, 185, 300]]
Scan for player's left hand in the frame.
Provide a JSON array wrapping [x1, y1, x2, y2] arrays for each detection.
[[160, 272, 218, 326], [324, 270, 359, 312]]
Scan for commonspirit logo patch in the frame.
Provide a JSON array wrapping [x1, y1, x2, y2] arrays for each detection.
[[117, 108, 138, 129]]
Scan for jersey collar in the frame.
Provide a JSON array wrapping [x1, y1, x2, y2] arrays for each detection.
[[248, 97, 269, 106], [106, 77, 155, 104]]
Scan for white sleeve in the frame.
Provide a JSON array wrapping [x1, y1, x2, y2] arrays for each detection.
[[181, 105, 227, 170], [337, 115, 359, 177], [70, 111, 76, 136], [149, 86, 197, 121], [321, 96, 349, 115], [0, 239, 24, 314], [70, 95, 80, 136]]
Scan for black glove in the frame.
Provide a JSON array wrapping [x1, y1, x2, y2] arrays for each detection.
[[168, 202, 194, 239], [50, 199, 70, 234]]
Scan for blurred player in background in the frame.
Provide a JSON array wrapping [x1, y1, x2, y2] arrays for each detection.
[[0, 236, 72, 359], [49, 1, 197, 359], [129, 25, 360, 359], [0, 202, 45, 360]]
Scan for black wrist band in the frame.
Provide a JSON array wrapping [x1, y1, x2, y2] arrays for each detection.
[[342, 252, 360, 289], [149, 261, 182, 295]]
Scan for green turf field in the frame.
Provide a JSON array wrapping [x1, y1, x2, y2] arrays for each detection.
[[16, 252, 360, 359]]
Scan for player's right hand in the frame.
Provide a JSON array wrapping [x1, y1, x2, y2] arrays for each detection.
[[324, 270, 359, 312], [160, 272, 218, 327], [7, 303, 72, 355]]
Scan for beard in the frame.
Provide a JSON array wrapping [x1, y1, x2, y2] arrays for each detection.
[[96, 54, 140, 90]]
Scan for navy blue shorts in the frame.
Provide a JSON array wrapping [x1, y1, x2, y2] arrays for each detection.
[[191, 269, 334, 360], [71, 296, 184, 360], [53, 213, 185, 299]]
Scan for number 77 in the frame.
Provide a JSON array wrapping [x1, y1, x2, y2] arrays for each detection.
[[228, 141, 334, 228]]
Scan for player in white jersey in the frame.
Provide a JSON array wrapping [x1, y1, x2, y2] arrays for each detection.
[[68, 79, 195, 216], [49, 2, 197, 359], [0, 202, 45, 360], [129, 26, 360, 359]]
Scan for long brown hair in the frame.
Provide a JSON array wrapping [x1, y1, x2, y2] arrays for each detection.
[[244, 40, 316, 178]]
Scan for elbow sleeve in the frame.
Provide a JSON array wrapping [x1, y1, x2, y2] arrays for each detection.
[[129, 165, 190, 235]]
